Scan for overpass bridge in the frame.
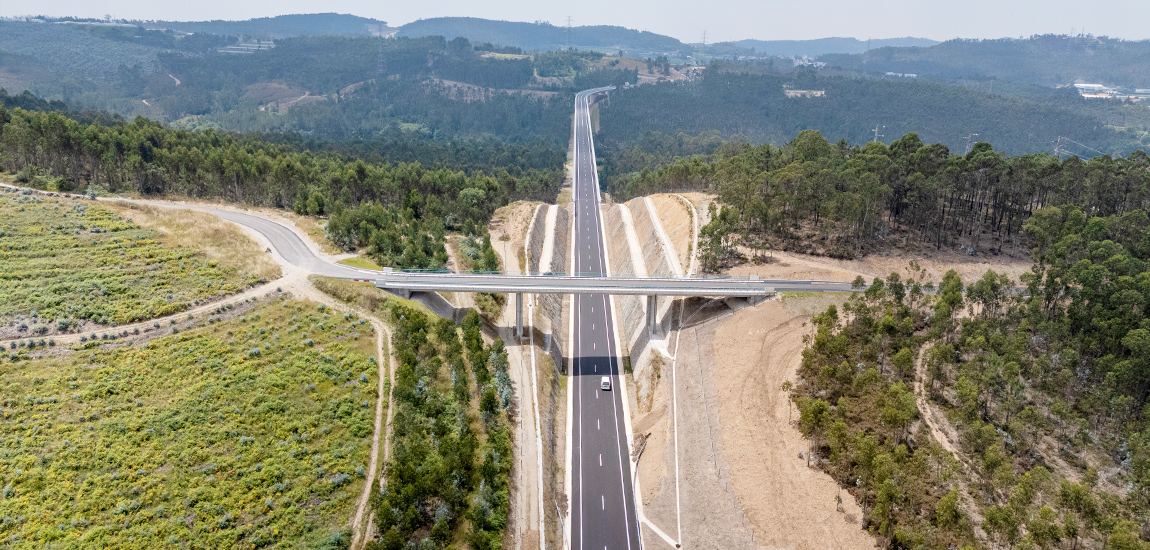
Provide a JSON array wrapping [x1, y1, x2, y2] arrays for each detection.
[[365, 268, 846, 338]]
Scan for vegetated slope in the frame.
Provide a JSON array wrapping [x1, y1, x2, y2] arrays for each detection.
[[792, 205, 1150, 549], [397, 17, 686, 54], [708, 37, 939, 57], [822, 35, 1150, 87], [0, 298, 378, 548], [0, 188, 266, 338], [0, 21, 161, 86], [144, 13, 391, 38], [0, 107, 561, 257], [597, 64, 1143, 156], [366, 306, 513, 548], [604, 129, 1150, 262]]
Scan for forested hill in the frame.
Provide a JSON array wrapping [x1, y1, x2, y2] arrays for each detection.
[[144, 13, 393, 38], [822, 35, 1150, 87], [397, 17, 686, 54], [712, 37, 939, 57], [597, 64, 1144, 156], [605, 128, 1150, 263]]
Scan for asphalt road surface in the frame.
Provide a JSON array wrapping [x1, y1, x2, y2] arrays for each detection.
[[569, 87, 643, 550]]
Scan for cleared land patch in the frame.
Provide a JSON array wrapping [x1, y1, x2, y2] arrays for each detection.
[[0, 190, 269, 339], [0, 297, 378, 548]]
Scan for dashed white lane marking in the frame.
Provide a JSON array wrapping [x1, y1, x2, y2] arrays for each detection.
[[600, 453, 603, 466], [602, 495, 605, 510]]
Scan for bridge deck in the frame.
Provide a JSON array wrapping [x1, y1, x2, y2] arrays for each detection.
[[368, 271, 775, 297]]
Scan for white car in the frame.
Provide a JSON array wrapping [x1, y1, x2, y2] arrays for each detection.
[[600, 376, 612, 391]]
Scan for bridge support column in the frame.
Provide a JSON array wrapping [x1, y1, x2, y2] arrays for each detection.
[[646, 295, 657, 337], [515, 292, 524, 339]]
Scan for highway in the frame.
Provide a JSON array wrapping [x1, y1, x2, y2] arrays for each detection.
[[568, 87, 642, 550]]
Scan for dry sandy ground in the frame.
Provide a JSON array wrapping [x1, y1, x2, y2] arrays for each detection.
[[634, 295, 877, 550], [648, 194, 694, 271], [712, 296, 876, 549], [728, 247, 1032, 287]]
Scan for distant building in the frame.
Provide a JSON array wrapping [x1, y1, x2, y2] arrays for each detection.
[[791, 56, 826, 68], [1074, 83, 1109, 92], [784, 89, 826, 98]]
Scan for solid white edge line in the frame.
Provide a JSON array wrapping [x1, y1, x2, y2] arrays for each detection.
[[670, 298, 686, 545], [563, 91, 581, 550]]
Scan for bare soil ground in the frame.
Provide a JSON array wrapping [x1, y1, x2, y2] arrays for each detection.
[[728, 247, 1032, 287], [648, 194, 693, 271], [490, 201, 540, 275], [710, 296, 876, 549]]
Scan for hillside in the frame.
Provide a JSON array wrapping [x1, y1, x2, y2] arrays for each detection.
[[597, 64, 1144, 156], [397, 17, 686, 55], [0, 20, 162, 89], [822, 34, 1150, 87], [144, 13, 394, 38], [713, 37, 939, 57]]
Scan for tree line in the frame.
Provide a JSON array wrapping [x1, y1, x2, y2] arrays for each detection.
[[605, 128, 1150, 266], [0, 105, 560, 269]]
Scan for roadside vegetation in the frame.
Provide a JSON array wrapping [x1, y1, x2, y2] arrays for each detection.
[[793, 205, 1150, 549], [366, 306, 512, 550], [0, 298, 377, 548], [0, 188, 267, 339]]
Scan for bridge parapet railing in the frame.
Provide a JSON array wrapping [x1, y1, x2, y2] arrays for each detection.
[[371, 267, 764, 281]]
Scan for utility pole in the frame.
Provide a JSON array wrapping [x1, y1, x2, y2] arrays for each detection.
[[871, 125, 885, 142], [566, 16, 573, 50], [964, 133, 979, 154]]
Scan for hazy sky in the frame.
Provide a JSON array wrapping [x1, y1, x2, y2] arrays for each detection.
[[9, 0, 1150, 43]]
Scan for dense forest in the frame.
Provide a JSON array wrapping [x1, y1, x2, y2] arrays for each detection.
[[604, 129, 1150, 264], [823, 34, 1150, 88], [793, 203, 1150, 548], [597, 64, 1145, 157]]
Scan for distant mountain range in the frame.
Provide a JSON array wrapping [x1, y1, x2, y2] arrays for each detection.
[[714, 37, 939, 57], [397, 17, 686, 54], [137, 14, 935, 58], [143, 13, 395, 38]]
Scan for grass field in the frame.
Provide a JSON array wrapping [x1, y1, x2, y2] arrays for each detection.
[[0, 189, 270, 339], [336, 256, 384, 271], [0, 297, 378, 549]]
